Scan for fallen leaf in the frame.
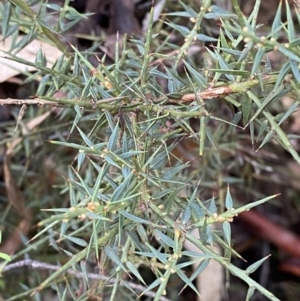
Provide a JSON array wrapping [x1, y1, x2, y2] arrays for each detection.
[[0, 35, 62, 83]]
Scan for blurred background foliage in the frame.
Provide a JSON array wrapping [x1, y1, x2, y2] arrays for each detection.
[[1, 0, 300, 301]]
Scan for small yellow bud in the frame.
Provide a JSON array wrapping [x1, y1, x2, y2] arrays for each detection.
[[79, 213, 86, 220], [260, 36, 266, 42]]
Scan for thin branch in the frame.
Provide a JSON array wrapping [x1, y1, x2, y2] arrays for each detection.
[[0, 74, 279, 110], [2, 259, 171, 301], [0, 96, 125, 109], [0, 98, 59, 106]]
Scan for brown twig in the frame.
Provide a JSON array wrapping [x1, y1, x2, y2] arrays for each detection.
[[0, 98, 58, 106], [238, 210, 300, 258], [167, 74, 278, 103], [279, 258, 300, 277]]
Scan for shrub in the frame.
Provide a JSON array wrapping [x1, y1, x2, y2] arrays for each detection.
[[1, 0, 299, 300]]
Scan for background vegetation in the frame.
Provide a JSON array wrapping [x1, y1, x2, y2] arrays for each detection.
[[1, 0, 300, 300]]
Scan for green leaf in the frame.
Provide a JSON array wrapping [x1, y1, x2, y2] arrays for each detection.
[[205, 5, 236, 19], [76, 125, 94, 148], [126, 261, 146, 284], [251, 48, 265, 76], [249, 84, 284, 125], [104, 155, 121, 169], [139, 278, 162, 298], [176, 269, 200, 296], [289, 37, 300, 48], [149, 68, 169, 79], [209, 69, 250, 76], [223, 221, 231, 246], [165, 22, 190, 37], [62, 235, 88, 247], [119, 210, 151, 225], [226, 194, 279, 216], [155, 230, 175, 248], [214, 51, 235, 81], [200, 218, 208, 244], [242, 97, 252, 125], [86, 212, 110, 221], [196, 34, 218, 42], [290, 60, 300, 83], [127, 230, 147, 252], [205, 127, 218, 153], [271, 1, 282, 39], [250, 121, 255, 147], [246, 255, 271, 275], [189, 259, 210, 281], [278, 102, 298, 126], [104, 246, 127, 272], [182, 205, 191, 225], [0, 252, 11, 261], [2, 1, 12, 39], [183, 60, 207, 88], [77, 151, 85, 171], [12, 32, 38, 53], [107, 121, 119, 151], [285, 0, 295, 42], [180, 258, 210, 293], [165, 11, 192, 17], [111, 173, 134, 202], [180, 1, 198, 19], [81, 77, 93, 99], [275, 61, 290, 89], [190, 202, 205, 219], [225, 186, 233, 209], [145, 244, 169, 264], [164, 66, 184, 93], [278, 45, 300, 63], [246, 286, 256, 301], [136, 225, 149, 243]]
